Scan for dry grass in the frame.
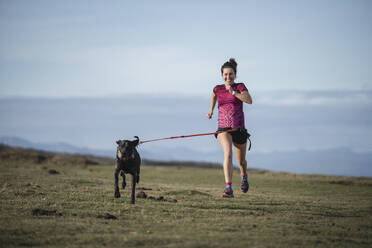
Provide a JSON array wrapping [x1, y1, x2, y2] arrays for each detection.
[[0, 145, 372, 247]]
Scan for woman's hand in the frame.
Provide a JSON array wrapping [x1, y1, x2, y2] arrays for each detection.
[[206, 112, 213, 119], [225, 84, 234, 94]]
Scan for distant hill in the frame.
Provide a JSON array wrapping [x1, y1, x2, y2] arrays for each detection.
[[0, 143, 224, 170], [0, 136, 115, 157], [1, 136, 371, 177], [0, 143, 114, 166]]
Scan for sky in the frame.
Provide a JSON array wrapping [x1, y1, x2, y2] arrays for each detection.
[[1, 0, 371, 97]]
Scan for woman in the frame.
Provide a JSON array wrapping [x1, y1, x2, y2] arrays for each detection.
[[206, 58, 253, 198]]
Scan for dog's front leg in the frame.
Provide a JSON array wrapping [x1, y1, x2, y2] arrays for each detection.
[[120, 171, 126, 189], [114, 167, 121, 198], [131, 172, 136, 204]]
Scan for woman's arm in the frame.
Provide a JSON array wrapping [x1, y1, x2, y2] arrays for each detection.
[[233, 90, 252, 104], [206, 92, 217, 119]]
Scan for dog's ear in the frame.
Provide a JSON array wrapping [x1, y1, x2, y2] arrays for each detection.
[[132, 136, 139, 146]]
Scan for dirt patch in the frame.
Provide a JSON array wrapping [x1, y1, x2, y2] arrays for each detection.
[[48, 169, 60, 175], [136, 191, 177, 203], [32, 208, 62, 216], [97, 213, 117, 220], [137, 191, 148, 199]]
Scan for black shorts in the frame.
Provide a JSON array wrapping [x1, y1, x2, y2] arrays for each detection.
[[214, 127, 250, 145]]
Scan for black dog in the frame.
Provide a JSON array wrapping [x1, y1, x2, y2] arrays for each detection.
[[114, 136, 141, 204]]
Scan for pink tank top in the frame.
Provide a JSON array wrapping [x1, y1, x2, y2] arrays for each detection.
[[213, 83, 248, 128]]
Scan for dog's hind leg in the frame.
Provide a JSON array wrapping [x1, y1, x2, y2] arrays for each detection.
[[131, 173, 136, 204], [120, 171, 126, 189], [114, 168, 121, 198]]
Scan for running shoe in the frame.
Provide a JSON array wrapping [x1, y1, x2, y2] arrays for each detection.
[[240, 178, 249, 193], [222, 187, 234, 198]]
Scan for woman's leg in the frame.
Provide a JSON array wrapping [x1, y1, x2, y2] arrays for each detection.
[[234, 141, 249, 193], [217, 132, 233, 183], [233, 142, 247, 175]]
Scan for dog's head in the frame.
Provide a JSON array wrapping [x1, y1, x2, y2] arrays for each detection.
[[116, 136, 139, 161]]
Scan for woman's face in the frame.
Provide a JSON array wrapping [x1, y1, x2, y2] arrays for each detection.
[[222, 67, 235, 85]]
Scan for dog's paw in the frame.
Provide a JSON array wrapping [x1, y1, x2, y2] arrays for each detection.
[[114, 191, 121, 198]]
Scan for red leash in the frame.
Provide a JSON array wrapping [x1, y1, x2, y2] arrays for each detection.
[[139, 129, 236, 144]]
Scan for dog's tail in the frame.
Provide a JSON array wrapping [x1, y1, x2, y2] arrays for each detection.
[[133, 136, 140, 146]]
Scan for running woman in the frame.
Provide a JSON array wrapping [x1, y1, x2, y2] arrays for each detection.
[[206, 58, 253, 198]]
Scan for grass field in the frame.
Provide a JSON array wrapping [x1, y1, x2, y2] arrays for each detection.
[[1, 145, 372, 248]]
